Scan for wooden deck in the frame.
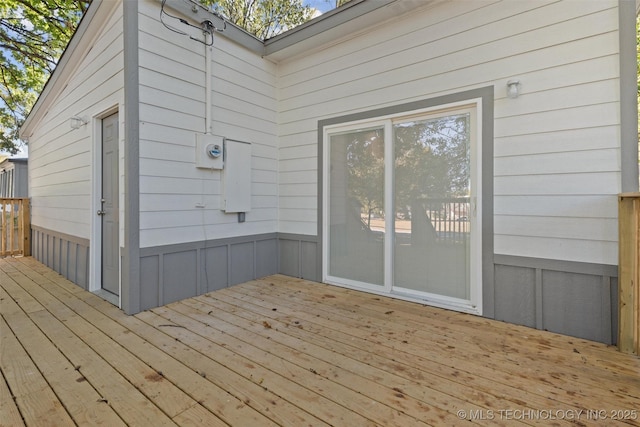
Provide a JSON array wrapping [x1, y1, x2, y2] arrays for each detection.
[[1, 257, 640, 427]]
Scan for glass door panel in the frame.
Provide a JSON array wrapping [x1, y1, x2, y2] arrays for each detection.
[[324, 103, 480, 313], [393, 113, 472, 300], [328, 127, 385, 287]]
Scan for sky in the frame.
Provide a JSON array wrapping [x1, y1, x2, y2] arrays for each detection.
[[304, 0, 337, 15], [0, 144, 28, 158]]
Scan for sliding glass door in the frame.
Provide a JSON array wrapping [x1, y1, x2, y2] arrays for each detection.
[[393, 111, 473, 301], [324, 102, 482, 314], [327, 125, 386, 289]]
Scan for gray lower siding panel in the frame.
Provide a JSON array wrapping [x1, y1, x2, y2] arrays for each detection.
[[137, 233, 318, 311], [278, 233, 319, 282], [279, 239, 299, 278], [201, 246, 228, 292], [31, 226, 90, 290], [256, 239, 278, 278], [29, 229, 316, 312], [494, 255, 618, 345], [139, 255, 159, 310], [494, 264, 536, 329], [139, 233, 280, 311], [230, 242, 255, 285], [164, 250, 198, 305]]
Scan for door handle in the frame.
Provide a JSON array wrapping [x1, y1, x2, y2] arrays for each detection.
[[97, 210, 106, 216]]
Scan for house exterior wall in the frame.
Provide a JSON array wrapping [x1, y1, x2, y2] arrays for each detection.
[[277, 0, 621, 263], [0, 159, 28, 198], [275, 0, 626, 343], [28, 5, 124, 241], [20, 0, 633, 342], [137, 0, 278, 250], [25, 2, 124, 289], [134, 0, 279, 309]]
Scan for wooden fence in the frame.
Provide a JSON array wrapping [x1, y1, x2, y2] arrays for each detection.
[[0, 198, 30, 258], [618, 193, 640, 355]]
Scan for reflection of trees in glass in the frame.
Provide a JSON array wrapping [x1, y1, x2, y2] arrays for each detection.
[[395, 114, 470, 206], [395, 114, 470, 244], [345, 129, 384, 228], [341, 114, 469, 231]]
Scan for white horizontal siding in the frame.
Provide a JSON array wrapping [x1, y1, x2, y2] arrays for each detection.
[[496, 216, 618, 243], [495, 172, 619, 196], [495, 126, 621, 158], [140, 220, 278, 248], [279, 140, 316, 160], [28, 3, 124, 240], [28, 134, 87, 170], [494, 195, 617, 219], [29, 181, 90, 197], [29, 29, 124, 136], [278, 2, 615, 108], [494, 149, 620, 176], [279, 196, 316, 210], [138, 0, 278, 248], [494, 236, 618, 265], [30, 195, 90, 209], [140, 175, 220, 194], [280, 170, 316, 184], [277, 30, 619, 137], [276, 0, 622, 265], [140, 194, 219, 212], [279, 42, 618, 133], [27, 59, 123, 155]]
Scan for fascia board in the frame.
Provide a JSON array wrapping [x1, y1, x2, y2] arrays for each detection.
[[159, 0, 264, 54], [263, 0, 394, 56]]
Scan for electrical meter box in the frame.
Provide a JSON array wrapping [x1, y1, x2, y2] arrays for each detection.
[[195, 133, 224, 169]]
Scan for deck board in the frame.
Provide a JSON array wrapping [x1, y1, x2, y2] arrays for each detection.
[[173, 297, 514, 427], [2, 264, 178, 427], [196, 288, 569, 426], [0, 362, 26, 427], [0, 316, 74, 427], [1, 257, 639, 426], [229, 279, 640, 409], [157, 303, 441, 427], [38, 269, 325, 427]]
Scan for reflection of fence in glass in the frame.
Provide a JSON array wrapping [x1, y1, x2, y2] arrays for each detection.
[[0, 198, 30, 257], [424, 197, 470, 243], [363, 197, 470, 243], [389, 197, 469, 243]]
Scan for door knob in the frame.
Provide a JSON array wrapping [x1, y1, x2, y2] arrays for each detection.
[[97, 210, 106, 216]]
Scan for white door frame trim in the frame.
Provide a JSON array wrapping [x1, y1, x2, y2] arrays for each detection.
[[322, 98, 483, 315]]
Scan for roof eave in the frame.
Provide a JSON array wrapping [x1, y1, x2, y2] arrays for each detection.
[[19, 0, 114, 139], [263, 0, 394, 56], [160, 0, 264, 54]]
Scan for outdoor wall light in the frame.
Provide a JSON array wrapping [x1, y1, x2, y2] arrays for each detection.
[[506, 80, 521, 99], [69, 116, 89, 129]]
